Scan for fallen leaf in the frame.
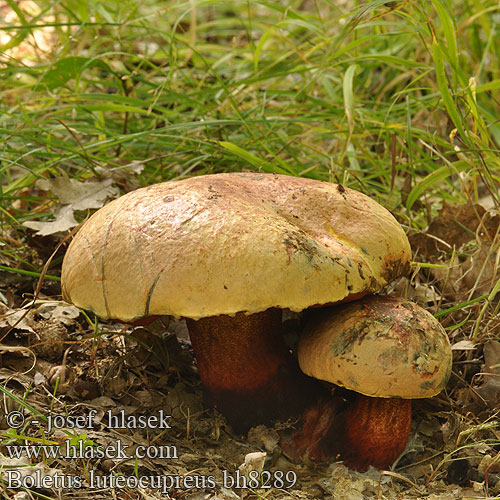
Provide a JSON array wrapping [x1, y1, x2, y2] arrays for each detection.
[[95, 161, 144, 191], [431, 242, 499, 300], [22, 205, 78, 236], [247, 425, 280, 453], [0, 303, 36, 334], [23, 177, 119, 236], [88, 396, 116, 407], [478, 454, 500, 474], [14, 491, 31, 500], [35, 301, 80, 326], [461, 244, 499, 297], [452, 340, 477, 351], [409, 202, 499, 260], [0, 461, 63, 487], [239, 451, 266, 475], [36, 177, 118, 210], [0, 367, 34, 388], [476, 341, 500, 408], [33, 371, 46, 385]]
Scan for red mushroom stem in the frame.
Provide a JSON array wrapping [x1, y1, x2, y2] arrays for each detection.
[[278, 389, 412, 470], [338, 394, 412, 470], [186, 309, 326, 433]]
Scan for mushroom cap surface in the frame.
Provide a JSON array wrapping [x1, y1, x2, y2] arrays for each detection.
[[61, 173, 411, 321], [298, 296, 452, 398]]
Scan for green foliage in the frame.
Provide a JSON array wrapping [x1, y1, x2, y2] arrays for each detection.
[[0, 0, 499, 239]]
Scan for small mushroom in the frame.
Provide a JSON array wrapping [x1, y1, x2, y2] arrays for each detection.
[[61, 172, 412, 465], [295, 295, 452, 470]]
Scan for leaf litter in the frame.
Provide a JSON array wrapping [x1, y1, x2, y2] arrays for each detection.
[[22, 178, 119, 236], [475, 341, 500, 409]]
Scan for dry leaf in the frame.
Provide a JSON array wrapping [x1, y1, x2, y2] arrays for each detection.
[[431, 242, 499, 300], [33, 371, 46, 385], [461, 244, 499, 298], [22, 205, 78, 236], [410, 202, 499, 259], [476, 341, 500, 408], [247, 425, 280, 453], [478, 454, 500, 474], [452, 340, 477, 351], [37, 177, 118, 210], [95, 161, 144, 191], [0, 303, 35, 334], [239, 451, 266, 475], [23, 177, 119, 236], [13, 492, 31, 500], [35, 301, 80, 326], [0, 461, 63, 486], [0, 367, 34, 388]]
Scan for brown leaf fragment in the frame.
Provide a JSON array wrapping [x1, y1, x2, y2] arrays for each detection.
[[476, 341, 500, 408], [22, 205, 78, 236], [409, 202, 499, 260], [23, 177, 119, 235], [247, 425, 280, 453], [430, 241, 499, 300], [71, 378, 101, 400], [461, 244, 499, 297], [35, 301, 80, 326], [0, 303, 36, 334], [452, 339, 476, 351], [37, 177, 118, 210], [95, 162, 144, 191]]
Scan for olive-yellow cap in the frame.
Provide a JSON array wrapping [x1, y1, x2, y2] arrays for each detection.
[[61, 173, 411, 321], [298, 296, 452, 398]]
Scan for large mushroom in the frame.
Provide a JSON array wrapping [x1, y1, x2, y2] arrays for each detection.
[[61, 172, 412, 466], [294, 295, 452, 470]]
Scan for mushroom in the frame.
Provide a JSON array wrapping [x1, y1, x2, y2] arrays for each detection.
[[295, 295, 452, 470], [61, 172, 411, 463]]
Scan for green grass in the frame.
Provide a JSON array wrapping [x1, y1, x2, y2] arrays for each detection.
[[1, 0, 498, 213]]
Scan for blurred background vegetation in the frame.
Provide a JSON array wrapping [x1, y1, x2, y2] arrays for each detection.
[[2, 0, 500, 365], [1, 0, 499, 221]]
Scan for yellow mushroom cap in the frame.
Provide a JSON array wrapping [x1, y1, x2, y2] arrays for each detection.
[[298, 296, 452, 398], [61, 173, 411, 321]]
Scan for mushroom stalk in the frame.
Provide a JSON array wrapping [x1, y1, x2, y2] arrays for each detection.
[[338, 393, 412, 470], [186, 309, 325, 433], [187, 307, 414, 471], [278, 390, 412, 470], [60, 173, 425, 471]]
